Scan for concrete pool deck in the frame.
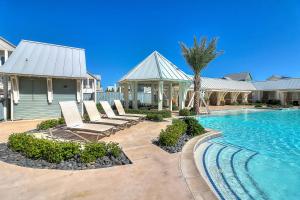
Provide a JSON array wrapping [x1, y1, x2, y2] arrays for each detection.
[[0, 119, 205, 200]]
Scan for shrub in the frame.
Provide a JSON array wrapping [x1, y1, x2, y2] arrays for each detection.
[[146, 113, 163, 122], [183, 117, 205, 136], [8, 133, 80, 163], [179, 108, 191, 116], [158, 119, 187, 146], [254, 104, 262, 108], [106, 142, 122, 157], [80, 142, 107, 163], [37, 118, 65, 130], [8, 133, 123, 164], [172, 105, 179, 111]]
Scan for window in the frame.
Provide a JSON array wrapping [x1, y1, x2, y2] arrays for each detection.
[[0, 57, 4, 65]]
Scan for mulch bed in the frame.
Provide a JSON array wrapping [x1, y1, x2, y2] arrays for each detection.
[[153, 133, 193, 154], [0, 143, 131, 170]]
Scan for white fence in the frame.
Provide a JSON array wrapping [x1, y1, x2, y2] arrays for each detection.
[[94, 92, 152, 105]]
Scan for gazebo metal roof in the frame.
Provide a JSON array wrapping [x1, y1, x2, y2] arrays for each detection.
[[119, 51, 192, 83]]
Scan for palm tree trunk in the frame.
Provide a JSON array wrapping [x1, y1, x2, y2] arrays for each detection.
[[194, 73, 201, 114]]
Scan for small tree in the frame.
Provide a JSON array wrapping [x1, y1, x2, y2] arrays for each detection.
[[180, 36, 222, 114]]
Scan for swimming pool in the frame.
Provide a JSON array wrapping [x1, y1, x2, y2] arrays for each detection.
[[196, 109, 300, 200]]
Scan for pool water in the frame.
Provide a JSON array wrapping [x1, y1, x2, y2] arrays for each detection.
[[197, 109, 300, 200]]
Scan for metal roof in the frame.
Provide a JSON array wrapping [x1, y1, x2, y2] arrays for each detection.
[[0, 40, 87, 78], [192, 76, 256, 91], [223, 72, 252, 81], [253, 78, 300, 91], [119, 51, 191, 83], [0, 37, 15, 51]]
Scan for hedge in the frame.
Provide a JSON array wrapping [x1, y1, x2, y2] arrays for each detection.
[[125, 109, 171, 118], [8, 133, 122, 164], [179, 108, 196, 116], [183, 117, 205, 136], [146, 113, 163, 122], [37, 118, 65, 130], [158, 119, 187, 146]]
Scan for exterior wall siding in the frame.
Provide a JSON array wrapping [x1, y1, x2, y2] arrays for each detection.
[[14, 77, 81, 120]]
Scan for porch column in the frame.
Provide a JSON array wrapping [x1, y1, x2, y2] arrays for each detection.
[[4, 50, 8, 62], [158, 81, 163, 110], [179, 82, 187, 109], [132, 82, 138, 109], [216, 92, 226, 106], [242, 92, 250, 104], [279, 91, 287, 105], [93, 79, 97, 103], [169, 83, 173, 111], [151, 83, 155, 105], [230, 92, 240, 104], [123, 83, 129, 109], [3, 75, 8, 120]]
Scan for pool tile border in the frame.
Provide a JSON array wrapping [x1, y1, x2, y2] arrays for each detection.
[[180, 130, 221, 200]]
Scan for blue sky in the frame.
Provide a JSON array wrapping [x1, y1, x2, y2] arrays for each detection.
[[1, 0, 300, 87]]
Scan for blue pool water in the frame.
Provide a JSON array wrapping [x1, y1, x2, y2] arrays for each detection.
[[197, 109, 300, 200]]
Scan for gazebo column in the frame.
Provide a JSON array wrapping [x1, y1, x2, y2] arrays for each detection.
[[132, 82, 138, 109], [158, 81, 163, 110], [179, 82, 188, 109], [230, 92, 240, 104], [169, 83, 173, 111], [151, 83, 155, 105], [123, 83, 129, 109]]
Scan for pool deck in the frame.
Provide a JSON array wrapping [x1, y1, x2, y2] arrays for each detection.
[[0, 119, 204, 200]]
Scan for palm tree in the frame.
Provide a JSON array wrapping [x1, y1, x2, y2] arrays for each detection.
[[180, 36, 222, 114]]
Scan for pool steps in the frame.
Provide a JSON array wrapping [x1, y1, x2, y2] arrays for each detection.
[[202, 141, 269, 200]]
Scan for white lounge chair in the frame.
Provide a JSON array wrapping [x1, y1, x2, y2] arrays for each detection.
[[59, 101, 116, 141], [114, 100, 146, 118], [100, 101, 140, 123], [83, 101, 131, 129]]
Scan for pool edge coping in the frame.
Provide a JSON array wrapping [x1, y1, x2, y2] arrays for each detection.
[[180, 129, 221, 200]]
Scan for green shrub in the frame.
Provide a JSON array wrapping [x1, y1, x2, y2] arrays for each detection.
[[37, 119, 59, 130], [8, 133, 81, 163], [106, 142, 122, 157], [36, 118, 65, 130], [254, 104, 262, 108], [179, 108, 191, 116], [80, 142, 107, 163], [172, 105, 179, 111], [146, 113, 163, 122], [8, 133, 123, 164], [158, 119, 187, 146], [183, 117, 205, 136]]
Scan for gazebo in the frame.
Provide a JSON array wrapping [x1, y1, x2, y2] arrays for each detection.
[[119, 51, 192, 111]]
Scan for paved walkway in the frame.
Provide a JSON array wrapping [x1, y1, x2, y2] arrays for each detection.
[[0, 120, 197, 200]]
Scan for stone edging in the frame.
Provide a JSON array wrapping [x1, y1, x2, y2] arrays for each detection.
[[179, 130, 221, 200]]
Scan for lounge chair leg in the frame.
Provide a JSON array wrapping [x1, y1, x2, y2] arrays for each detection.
[[66, 130, 91, 142]]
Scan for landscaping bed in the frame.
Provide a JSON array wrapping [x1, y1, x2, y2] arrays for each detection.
[[0, 133, 131, 170], [153, 117, 206, 153]]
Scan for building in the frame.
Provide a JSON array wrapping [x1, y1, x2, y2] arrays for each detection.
[[83, 72, 101, 101], [0, 37, 15, 120], [119, 51, 300, 110], [0, 40, 88, 120]]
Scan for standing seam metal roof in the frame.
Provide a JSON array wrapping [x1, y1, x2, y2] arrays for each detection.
[[119, 51, 192, 82], [0, 40, 87, 78]]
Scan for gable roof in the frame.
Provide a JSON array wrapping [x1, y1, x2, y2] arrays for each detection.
[[223, 72, 252, 81], [0, 40, 87, 78], [253, 78, 300, 91], [0, 37, 15, 51], [119, 51, 191, 83]]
